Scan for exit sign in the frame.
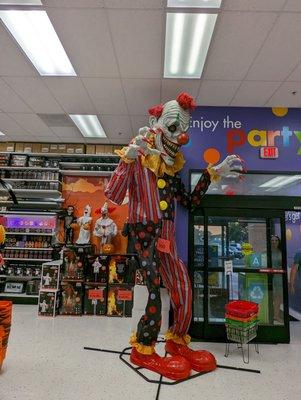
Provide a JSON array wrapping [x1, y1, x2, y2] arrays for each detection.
[[260, 146, 279, 159]]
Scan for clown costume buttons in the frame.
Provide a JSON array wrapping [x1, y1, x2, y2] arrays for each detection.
[[157, 179, 166, 189], [159, 200, 168, 210]]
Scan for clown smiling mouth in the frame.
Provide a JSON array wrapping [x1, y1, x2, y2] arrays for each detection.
[[162, 134, 180, 158]]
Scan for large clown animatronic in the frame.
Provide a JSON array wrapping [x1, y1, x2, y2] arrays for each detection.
[[105, 93, 243, 380]]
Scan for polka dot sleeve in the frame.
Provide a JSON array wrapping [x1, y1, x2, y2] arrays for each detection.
[[175, 169, 211, 211]]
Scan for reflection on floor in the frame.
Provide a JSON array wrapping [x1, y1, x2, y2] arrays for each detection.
[[1, 305, 301, 400]]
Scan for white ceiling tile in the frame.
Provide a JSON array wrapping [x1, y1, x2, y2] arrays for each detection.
[[84, 137, 111, 144], [265, 82, 301, 107], [246, 14, 301, 81], [122, 79, 161, 115], [231, 81, 281, 106], [0, 23, 36, 77], [43, 77, 95, 114], [0, 79, 32, 113], [223, 0, 286, 11], [130, 115, 149, 135], [46, 8, 119, 77], [283, 0, 301, 11], [104, 0, 164, 8], [108, 9, 164, 78], [100, 115, 132, 141], [50, 126, 83, 139], [8, 113, 54, 135], [203, 12, 277, 80], [44, 0, 104, 7], [3, 77, 63, 114], [8, 134, 37, 141], [287, 64, 301, 81], [82, 78, 128, 115], [197, 80, 241, 106], [161, 79, 200, 103], [0, 112, 28, 135]]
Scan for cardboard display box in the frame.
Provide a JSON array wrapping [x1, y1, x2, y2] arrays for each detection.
[[41, 260, 62, 290], [63, 249, 85, 280], [38, 290, 60, 317], [83, 284, 107, 316], [60, 281, 83, 316], [107, 285, 133, 317], [108, 255, 137, 285], [86, 255, 108, 284]]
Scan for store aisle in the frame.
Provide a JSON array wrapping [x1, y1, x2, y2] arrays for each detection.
[[1, 305, 301, 400]]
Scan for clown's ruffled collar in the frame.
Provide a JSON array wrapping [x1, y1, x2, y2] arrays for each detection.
[[141, 152, 185, 177]]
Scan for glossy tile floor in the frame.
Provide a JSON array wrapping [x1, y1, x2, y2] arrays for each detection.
[[1, 305, 301, 400]]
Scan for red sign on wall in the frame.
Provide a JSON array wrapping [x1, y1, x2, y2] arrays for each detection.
[[259, 147, 279, 159]]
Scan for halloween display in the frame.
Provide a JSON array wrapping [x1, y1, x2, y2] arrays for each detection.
[[59, 205, 77, 245], [105, 92, 243, 380], [76, 205, 92, 245], [93, 202, 117, 252]]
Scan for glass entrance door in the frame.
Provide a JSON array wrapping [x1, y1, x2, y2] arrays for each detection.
[[189, 209, 290, 343]]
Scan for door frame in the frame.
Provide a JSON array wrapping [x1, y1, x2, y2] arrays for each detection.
[[188, 204, 290, 343]]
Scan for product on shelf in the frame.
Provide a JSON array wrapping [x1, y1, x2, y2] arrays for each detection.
[[41, 261, 61, 290], [38, 290, 60, 317], [83, 284, 107, 316], [108, 255, 137, 285], [107, 285, 133, 317], [60, 281, 83, 316], [10, 155, 27, 167], [26, 280, 40, 295], [86, 255, 108, 283], [28, 156, 45, 167], [4, 281, 24, 294], [0, 154, 10, 167], [62, 249, 84, 280]]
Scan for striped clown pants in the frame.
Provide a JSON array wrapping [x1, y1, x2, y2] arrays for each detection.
[[132, 219, 192, 346]]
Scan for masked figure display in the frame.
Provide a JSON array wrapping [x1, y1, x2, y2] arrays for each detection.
[[63, 205, 77, 245], [76, 205, 92, 245], [105, 93, 243, 380]]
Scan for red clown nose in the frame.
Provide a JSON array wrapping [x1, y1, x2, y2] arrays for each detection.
[[177, 133, 189, 145]]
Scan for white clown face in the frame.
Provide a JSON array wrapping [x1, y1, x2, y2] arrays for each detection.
[[149, 100, 190, 166]]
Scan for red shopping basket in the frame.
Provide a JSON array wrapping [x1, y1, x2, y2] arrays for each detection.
[[225, 300, 258, 318]]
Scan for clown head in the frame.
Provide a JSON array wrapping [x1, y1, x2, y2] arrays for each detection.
[[148, 92, 196, 166], [101, 202, 108, 218]]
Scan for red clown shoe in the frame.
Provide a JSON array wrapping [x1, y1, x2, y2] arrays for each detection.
[[130, 334, 191, 380], [165, 332, 217, 373]]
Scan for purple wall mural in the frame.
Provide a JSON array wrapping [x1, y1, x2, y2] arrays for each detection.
[[176, 105, 301, 316]]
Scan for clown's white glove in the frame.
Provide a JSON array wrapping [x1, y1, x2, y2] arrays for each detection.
[[124, 132, 161, 160], [212, 155, 243, 178]]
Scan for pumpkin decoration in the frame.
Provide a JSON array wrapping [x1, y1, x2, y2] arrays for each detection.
[[83, 222, 91, 230], [0, 225, 6, 245], [102, 243, 115, 255]]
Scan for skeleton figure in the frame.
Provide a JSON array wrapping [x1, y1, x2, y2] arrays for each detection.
[[93, 202, 117, 245], [64, 205, 77, 245], [76, 205, 92, 245], [105, 92, 243, 380]]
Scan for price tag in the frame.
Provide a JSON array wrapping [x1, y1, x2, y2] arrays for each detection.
[[224, 260, 233, 275], [117, 290, 133, 301], [88, 289, 104, 300], [156, 238, 171, 254]]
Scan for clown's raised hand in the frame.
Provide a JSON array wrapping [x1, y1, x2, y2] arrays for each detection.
[[124, 133, 161, 160], [211, 155, 244, 178]]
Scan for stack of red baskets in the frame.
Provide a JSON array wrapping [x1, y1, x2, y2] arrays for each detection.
[[225, 300, 259, 344], [0, 300, 13, 370]]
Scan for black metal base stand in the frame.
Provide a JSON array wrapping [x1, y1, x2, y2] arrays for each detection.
[[84, 345, 261, 400]]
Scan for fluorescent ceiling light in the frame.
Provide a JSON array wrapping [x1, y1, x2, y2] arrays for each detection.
[[167, 0, 222, 8], [0, 10, 76, 76], [69, 115, 107, 138], [0, 1, 42, 4], [0, 131, 5, 136], [260, 176, 301, 188], [164, 12, 217, 78]]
